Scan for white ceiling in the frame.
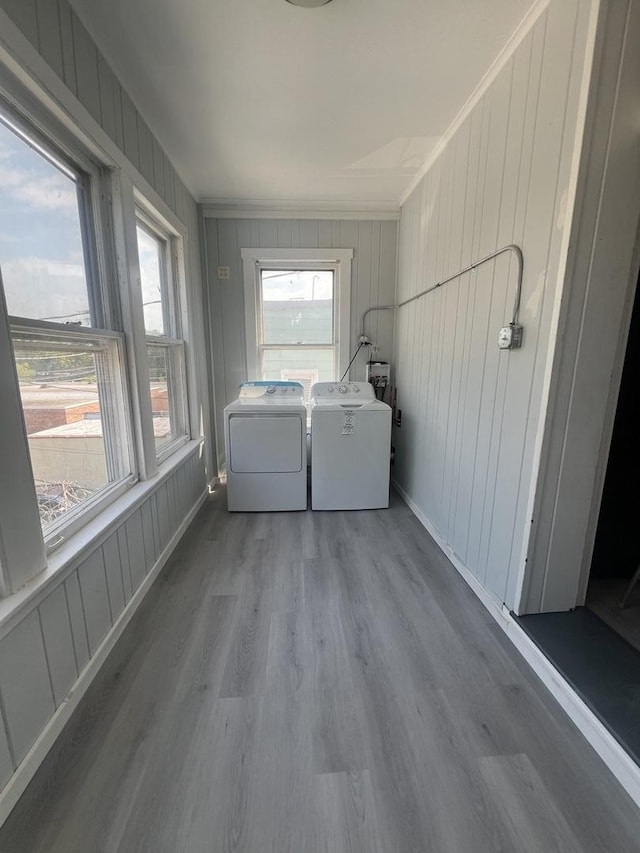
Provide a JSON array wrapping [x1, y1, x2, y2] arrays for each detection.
[[69, 0, 535, 207]]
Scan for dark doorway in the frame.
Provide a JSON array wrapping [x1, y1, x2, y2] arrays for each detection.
[[586, 271, 640, 651]]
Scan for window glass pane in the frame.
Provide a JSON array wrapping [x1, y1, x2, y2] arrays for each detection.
[[261, 347, 335, 401], [13, 338, 115, 527], [0, 117, 92, 325], [261, 270, 333, 345], [147, 343, 175, 452], [136, 225, 166, 336]]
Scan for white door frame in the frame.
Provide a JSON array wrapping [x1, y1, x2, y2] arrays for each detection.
[[519, 0, 640, 614]]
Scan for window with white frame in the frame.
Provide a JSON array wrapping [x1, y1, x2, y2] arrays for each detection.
[[0, 104, 134, 545], [242, 249, 353, 398], [134, 209, 189, 460]]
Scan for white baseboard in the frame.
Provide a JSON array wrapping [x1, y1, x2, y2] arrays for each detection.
[[392, 480, 640, 809], [0, 488, 208, 828]]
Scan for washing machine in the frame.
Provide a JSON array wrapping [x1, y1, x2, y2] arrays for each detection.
[[310, 381, 392, 510], [224, 381, 307, 511]]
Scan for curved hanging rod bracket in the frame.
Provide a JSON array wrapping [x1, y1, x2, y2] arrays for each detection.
[[360, 243, 524, 347]]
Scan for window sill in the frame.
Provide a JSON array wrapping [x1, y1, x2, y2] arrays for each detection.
[[0, 438, 205, 640]]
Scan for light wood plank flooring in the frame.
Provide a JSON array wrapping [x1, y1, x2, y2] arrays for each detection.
[[1, 487, 640, 852]]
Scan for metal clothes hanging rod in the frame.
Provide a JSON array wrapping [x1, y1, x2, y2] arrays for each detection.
[[360, 243, 524, 350]]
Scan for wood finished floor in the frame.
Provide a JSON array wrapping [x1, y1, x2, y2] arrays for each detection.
[[1, 487, 640, 852]]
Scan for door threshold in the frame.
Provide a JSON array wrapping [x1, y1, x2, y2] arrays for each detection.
[[503, 608, 640, 808]]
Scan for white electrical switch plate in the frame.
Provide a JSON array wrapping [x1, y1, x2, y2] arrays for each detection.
[[217, 266, 230, 279]]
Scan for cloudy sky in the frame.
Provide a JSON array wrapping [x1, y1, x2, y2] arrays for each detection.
[[0, 118, 91, 325], [261, 269, 333, 302]]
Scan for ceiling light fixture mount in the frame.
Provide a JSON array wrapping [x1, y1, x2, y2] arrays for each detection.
[[285, 0, 333, 7]]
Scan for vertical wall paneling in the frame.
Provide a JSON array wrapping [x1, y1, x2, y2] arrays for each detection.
[[1, 0, 37, 45], [57, 0, 78, 97], [120, 89, 139, 171], [156, 482, 170, 554], [96, 52, 117, 143], [70, 11, 100, 123], [64, 570, 90, 671], [217, 218, 245, 407], [38, 585, 78, 708], [502, 0, 587, 607], [162, 152, 175, 211], [126, 510, 146, 591], [0, 611, 55, 765], [141, 496, 157, 566], [152, 137, 165, 200], [117, 525, 133, 603], [393, 0, 592, 609], [136, 113, 154, 186], [77, 550, 112, 656], [102, 533, 126, 622], [0, 719, 12, 789], [35, 0, 63, 80]]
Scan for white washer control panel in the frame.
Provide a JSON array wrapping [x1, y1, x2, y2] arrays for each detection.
[[310, 381, 375, 402], [238, 381, 304, 399]]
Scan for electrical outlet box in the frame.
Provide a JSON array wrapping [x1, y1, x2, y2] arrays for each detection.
[[217, 266, 230, 280], [498, 324, 523, 350]]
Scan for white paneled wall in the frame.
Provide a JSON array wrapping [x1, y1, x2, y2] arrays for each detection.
[[0, 450, 206, 785], [393, 0, 593, 609], [204, 217, 398, 472]]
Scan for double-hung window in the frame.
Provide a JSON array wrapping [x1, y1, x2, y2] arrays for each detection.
[[0, 105, 133, 546], [134, 208, 189, 461], [242, 249, 353, 399]]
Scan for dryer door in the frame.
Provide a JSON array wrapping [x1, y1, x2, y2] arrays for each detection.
[[229, 415, 303, 473]]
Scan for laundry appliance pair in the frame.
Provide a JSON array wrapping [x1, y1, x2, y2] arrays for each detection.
[[223, 380, 391, 511]]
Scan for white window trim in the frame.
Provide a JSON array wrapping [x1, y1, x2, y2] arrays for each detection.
[[0, 101, 140, 561], [241, 248, 353, 382], [0, 29, 209, 604], [133, 196, 191, 464]]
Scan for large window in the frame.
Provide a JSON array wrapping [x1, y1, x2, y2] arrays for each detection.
[[0, 105, 133, 547], [242, 249, 353, 398], [135, 210, 189, 460]]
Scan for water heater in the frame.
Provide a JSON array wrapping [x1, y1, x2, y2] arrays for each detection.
[[366, 360, 390, 400]]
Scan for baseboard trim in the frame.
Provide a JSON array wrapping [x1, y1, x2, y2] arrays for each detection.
[[393, 480, 640, 809], [0, 488, 209, 828]]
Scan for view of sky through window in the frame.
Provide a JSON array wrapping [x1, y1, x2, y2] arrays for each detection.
[[261, 269, 333, 345], [136, 224, 166, 336], [0, 118, 90, 324]]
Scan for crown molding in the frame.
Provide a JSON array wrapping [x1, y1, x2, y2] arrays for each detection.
[[200, 199, 401, 220]]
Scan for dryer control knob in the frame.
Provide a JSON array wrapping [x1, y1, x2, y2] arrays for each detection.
[[338, 385, 348, 394], [353, 385, 360, 392], [327, 385, 334, 392], [266, 386, 276, 394]]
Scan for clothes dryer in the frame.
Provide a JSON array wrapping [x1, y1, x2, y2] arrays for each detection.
[[224, 381, 307, 511], [310, 381, 391, 510]]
